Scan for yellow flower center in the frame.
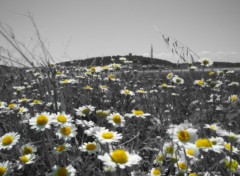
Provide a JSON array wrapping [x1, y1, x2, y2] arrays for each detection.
[[57, 114, 67, 123], [2, 136, 13, 146], [195, 138, 212, 148], [57, 71, 62, 75], [196, 80, 205, 86], [162, 83, 168, 88], [0, 166, 6, 176], [100, 85, 108, 89], [133, 110, 144, 116], [86, 143, 96, 151], [167, 73, 173, 79], [8, 104, 15, 109], [19, 108, 24, 113], [224, 143, 231, 150], [101, 65, 109, 70], [230, 95, 238, 102], [82, 108, 90, 115], [152, 168, 161, 175], [20, 98, 28, 102], [56, 167, 68, 176], [203, 60, 209, 65], [90, 67, 96, 72], [124, 89, 130, 94], [225, 160, 239, 172], [36, 114, 49, 125], [178, 162, 187, 170], [60, 126, 71, 136], [55, 145, 65, 152], [111, 149, 128, 164], [165, 146, 174, 154], [138, 89, 146, 93], [186, 148, 194, 156], [108, 74, 115, 80], [62, 79, 69, 84], [20, 155, 29, 163], [85, 85, 92, 90], [112, 115, 121, 124], [155, 154, 164, 162], [102, 132, 114, 139], [209, 125, 216, 130], [23, 146, 33, 154], [33, 99, 41, 104], [208, 71, 215, 76], [177, 130, 190, 142]]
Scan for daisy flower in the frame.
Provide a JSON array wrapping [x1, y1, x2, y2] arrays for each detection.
[[0, 101, 7, 109], [153, 151, 164, 164], [52, 112, 73, 126], [18, 154, 36, 169], [84, 126, 106, 137], [21, 143, 37, 155], [189, 66, 197, 71], [51, 165, 76, 176], [107, 74, 117, 81], [167, 123, 198, 145], [96, 110, 110, 118], [59, 79, 77, 84], [120, 89, 135, 96], [79, 141, 100, 154], [176, 159, 188, 172], [126, 109, 151, 118], [150, 167, 161, 176], [84, 85, 93, 91], [29, 99, 42, 106], [216, 130, 240, 141], [107, 113, 125, 127], [76, 119, 95, 128], [224, 142, 239, 154], [99, 85, 109, 92], [7, 103, 18, 110], [184, 143, 200, 159], [195, 138, 223, 153], [229, 95, 238, 103], [0, 161, 11, 176], [172, 75, 184, 84], [163, 142, 176, 157], [0, 132, 20, 150], [119, 57, 127, 62], [221, 156, 239, 172], [18, 97, 30, 103], [136, 88, 148, 94], [54, 143, 71, 154], [29, 112, 53, 131], [199, 57, 213, 67], [204, 123, 221, 131], [75, 105, 95, 117], [98, 149, 142, 169], [18, 107, 28, 114], [194, 80, 206, 87], [167, 72, 174, 80], [228, 82, 239, 87], [95, 129, 122, 144], [56, 123, 77, 141]]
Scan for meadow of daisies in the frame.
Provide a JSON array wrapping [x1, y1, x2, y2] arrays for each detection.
[[0, 57, 240, 176]]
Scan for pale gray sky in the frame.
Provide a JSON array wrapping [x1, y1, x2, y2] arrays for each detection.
[[0, 0, 240, 64]]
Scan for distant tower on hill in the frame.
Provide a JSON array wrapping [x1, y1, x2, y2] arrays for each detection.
[[150, 44, 153, 58]]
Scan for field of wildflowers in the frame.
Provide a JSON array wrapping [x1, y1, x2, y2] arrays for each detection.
[[0, 57, 240, 176]]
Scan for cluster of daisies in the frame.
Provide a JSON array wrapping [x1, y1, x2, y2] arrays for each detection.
[[1, 57, 240, 175]]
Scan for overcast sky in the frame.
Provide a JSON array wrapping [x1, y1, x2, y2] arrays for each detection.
[[0, 0, 240, 64]]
